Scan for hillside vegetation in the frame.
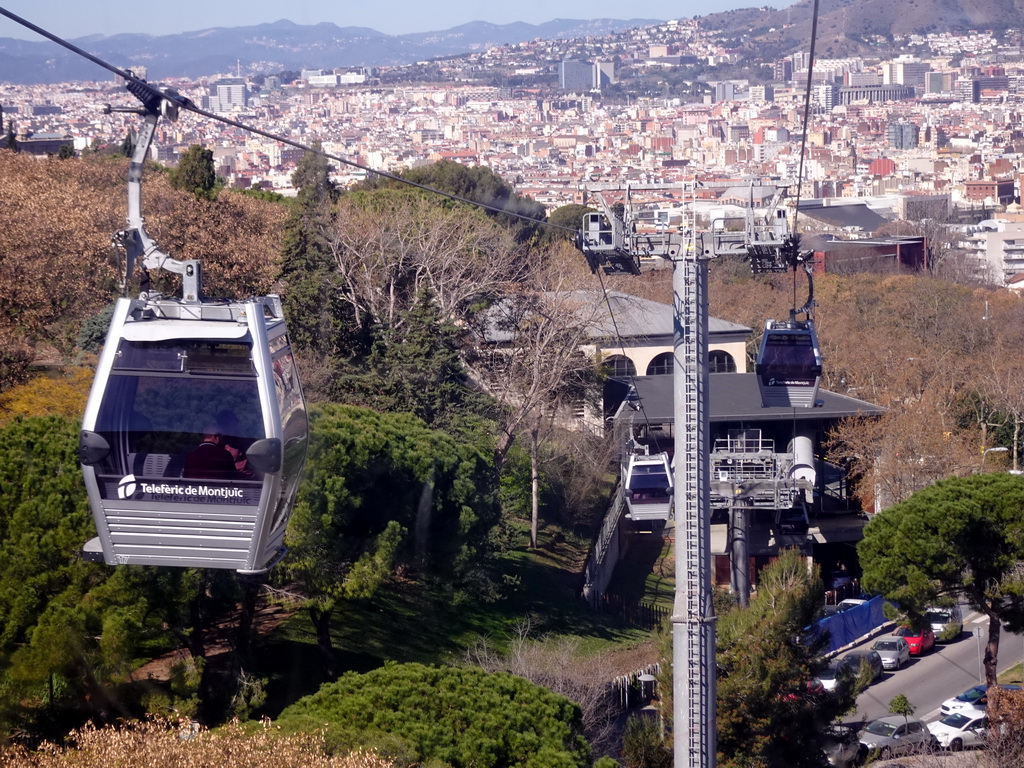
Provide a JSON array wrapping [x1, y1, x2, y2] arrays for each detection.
[[0, 152, 287, 387], [3, 148, 1024, 764]]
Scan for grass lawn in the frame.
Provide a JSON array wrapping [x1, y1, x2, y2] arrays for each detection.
[[253, 521, 657, 717], [999, 663, 1024, 684], [604, 527, 675, 610]]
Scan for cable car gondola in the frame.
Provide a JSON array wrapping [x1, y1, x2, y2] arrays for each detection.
[[755, 317, 823, 409], [753, 235, 823, 409], [623, 451, 674, 521], [78, 81, 307, 574]]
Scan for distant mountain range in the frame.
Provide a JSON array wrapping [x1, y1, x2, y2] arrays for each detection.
[[701, 0, 1024, 58], [0, 18, 661, 84], [4, 0, 1021, 86]]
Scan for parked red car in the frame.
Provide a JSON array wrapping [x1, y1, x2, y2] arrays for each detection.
[[893, 624, 936, 656]]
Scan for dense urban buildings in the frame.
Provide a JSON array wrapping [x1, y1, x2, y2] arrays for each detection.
[[5, 19, 1024, 284]]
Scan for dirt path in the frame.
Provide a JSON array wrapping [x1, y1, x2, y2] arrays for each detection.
[[134, 602, 299, 682]]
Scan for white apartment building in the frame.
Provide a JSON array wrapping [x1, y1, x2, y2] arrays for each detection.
[[884, 55, 931, 93], [962, 219, 1024, 285]]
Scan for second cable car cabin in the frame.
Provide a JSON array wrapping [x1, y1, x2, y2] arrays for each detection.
[[79, 295, 308, 573], [623, 452, 674, 521], [755, 319, 823, 408]]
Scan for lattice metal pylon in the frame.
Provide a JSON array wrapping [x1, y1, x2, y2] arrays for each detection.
[[672, 178, 716, 768]]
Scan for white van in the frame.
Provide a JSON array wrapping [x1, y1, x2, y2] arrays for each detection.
[[926, 605, 963, 639]]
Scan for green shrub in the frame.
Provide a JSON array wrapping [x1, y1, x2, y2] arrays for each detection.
[[275, 662, 592, 768]]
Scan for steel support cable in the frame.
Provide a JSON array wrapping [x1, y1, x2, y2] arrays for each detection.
[[791, 0, 822, 311], [594, 265, 663, 453], [0, 6, 576, 237]]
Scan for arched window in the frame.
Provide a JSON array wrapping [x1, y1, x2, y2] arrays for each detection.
[[709, 350, 736, 373], [603, 355, 636, 378], [646, 353, 674, 376]]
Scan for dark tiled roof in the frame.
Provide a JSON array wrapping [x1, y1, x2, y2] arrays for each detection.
[[797, 203, 887, 233], [481, 291, 751, 343], [616, 373, 885, 423]]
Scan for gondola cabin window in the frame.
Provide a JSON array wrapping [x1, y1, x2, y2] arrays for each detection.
[[91, 340, 265, 505], [757, 331, 820, 379]]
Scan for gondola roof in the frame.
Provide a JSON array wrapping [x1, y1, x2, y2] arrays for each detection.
[[610, 373, 885, 424]]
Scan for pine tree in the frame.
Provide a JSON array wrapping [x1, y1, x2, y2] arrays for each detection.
[[119, 130, 135, 157], [277, 145, 353, 360], [171, 145, 217, 200], [358, 288, 473, 426], [715, 549, 859, 767]]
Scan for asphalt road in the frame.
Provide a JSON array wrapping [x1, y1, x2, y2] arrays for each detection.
[[839, 607, 1024, 728]]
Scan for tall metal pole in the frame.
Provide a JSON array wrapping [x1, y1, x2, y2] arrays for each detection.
[[729, 496, 751, 609], [672, 189, 716, 768]]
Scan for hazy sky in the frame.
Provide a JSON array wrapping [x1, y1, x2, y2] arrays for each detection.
[[0, 0, 788, 40]]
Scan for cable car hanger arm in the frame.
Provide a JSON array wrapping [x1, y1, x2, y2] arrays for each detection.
[[107, 83, 203, 303]]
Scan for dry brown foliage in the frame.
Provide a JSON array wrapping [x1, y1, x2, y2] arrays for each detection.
[[0, 153, 124, 363], [0, 719, 395, 768], [144, 184, 287, 299], [985, 688, 1024, 766], [0, 152, 287, 376]]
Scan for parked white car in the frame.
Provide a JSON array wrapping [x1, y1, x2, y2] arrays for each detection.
[[941, 685, 988, 716], [941, 684, 1022, 716], [926, 604, 964, 639], [871, 635, 911, 670], [928, 711, 987, 751]]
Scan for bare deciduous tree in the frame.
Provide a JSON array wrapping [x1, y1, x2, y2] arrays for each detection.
[[466, 619, 623, 756], [827, 393, 979, 509], [467, 244, 604, 546], [328, 193, 525, 333]]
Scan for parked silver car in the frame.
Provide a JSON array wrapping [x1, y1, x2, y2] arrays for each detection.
[[859, 715, 937, 759], [871, 635, 911, 670]]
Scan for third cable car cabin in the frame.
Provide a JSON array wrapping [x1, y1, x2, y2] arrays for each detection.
[[623, 452, 674, 521], [755, 318, 823, 408], [78, 79, 307, 574]]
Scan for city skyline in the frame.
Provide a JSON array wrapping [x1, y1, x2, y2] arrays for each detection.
[[0, 0, 798, 41]]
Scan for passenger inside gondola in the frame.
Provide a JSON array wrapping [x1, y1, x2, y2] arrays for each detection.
[[184, 426, 240, 480], [627, 467, 672, 503], [216, 408, 256, 479]]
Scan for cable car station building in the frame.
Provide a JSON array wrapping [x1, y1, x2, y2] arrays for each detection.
[[589, 291, 751, 379], [584, 299, 885, 605]]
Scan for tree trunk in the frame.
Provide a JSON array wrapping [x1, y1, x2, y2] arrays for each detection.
[[530, 424, 540, 549], [185, 593, 206, 660], [309, 604, 338, 679], [494, 430, 515, 472], [985, 611, 1001, 687], [1014, 413, 1021, 473], [235, 577, 261, 663]]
